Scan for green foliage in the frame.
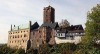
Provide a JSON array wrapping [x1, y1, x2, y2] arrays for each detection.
[[0, 4, 100, 54], [59, 19, 70, 28], [0, 44, 25, 54], [38, 44, 51, 54], [85, 4, 100, 44], [0, 43, 99, 54], [0, 44, 15, 54], [26, 48, 38, 54], [76, 4, 100, 54], [14, 48, 25, 54], [37, 43, 77, 54], [73, 43, 100, 54]]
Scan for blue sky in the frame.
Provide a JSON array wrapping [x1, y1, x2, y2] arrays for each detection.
[[0, 0, 100, 43]]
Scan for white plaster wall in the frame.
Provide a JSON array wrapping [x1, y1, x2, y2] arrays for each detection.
[[56, 33, 65, 37], [55, 36, 82, 44]]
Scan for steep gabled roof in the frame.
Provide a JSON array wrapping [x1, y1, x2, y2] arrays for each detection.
[[57, 24, 84, 33], [70, 25, 83, 30], [31, 22, 39, 30]]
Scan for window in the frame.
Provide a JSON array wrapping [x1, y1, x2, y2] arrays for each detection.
[[15, 41, 16, 43], [23, 40, 24, 43], [61, 34, 62, 36], [15, 36, 16, 38], [13, 36, 14, 38], [18, 35, 19, 38], [10, 41, 11, 43], [21, 31, 22, 33], [24, 34, 26, 37], [59, 34, 60, 36]]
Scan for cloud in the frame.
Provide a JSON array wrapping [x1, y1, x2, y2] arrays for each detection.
[[0, 23, 9, 43]]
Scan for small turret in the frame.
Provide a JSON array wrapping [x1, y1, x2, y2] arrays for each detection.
[[11, 24, 12, 31], [29, 21, 32, 28]]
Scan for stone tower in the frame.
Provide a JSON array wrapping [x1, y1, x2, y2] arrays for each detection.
[[43, 5, 55, 23]]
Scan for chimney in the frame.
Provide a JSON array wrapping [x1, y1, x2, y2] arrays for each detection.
[[29, 21, 32, 28], [11, 24, 12, 31]]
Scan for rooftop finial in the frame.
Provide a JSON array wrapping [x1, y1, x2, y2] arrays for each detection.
[[47, 0, 51, 6]]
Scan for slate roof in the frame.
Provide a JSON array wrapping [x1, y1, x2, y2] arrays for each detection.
[[31, 22, 39, 30], [40, 22, 59, 29], [57, 25, 84, 33], [68, 30, 84, 33], [70, 25, 83, 30]]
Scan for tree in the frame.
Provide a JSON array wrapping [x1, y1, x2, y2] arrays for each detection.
[[14, 48, 25, 54], [26, 48, 38, 54], [75, 4, 100, 54], [84, 4, 100, 44], [59, 19, 70, 28], [38, 44, 51, 54]]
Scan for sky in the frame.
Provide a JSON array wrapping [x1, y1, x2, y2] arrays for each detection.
[[0, 0, 100, 43]]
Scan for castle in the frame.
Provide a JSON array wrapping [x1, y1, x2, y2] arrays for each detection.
[[7, 6, 84, 50]]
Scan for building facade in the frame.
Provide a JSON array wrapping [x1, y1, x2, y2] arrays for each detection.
[[7, 5, 57, 49], [55, 25, 85, 44], [7, 21, 39, 50], [7, 5, 84, 50], [31, 6, 58, 49]]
